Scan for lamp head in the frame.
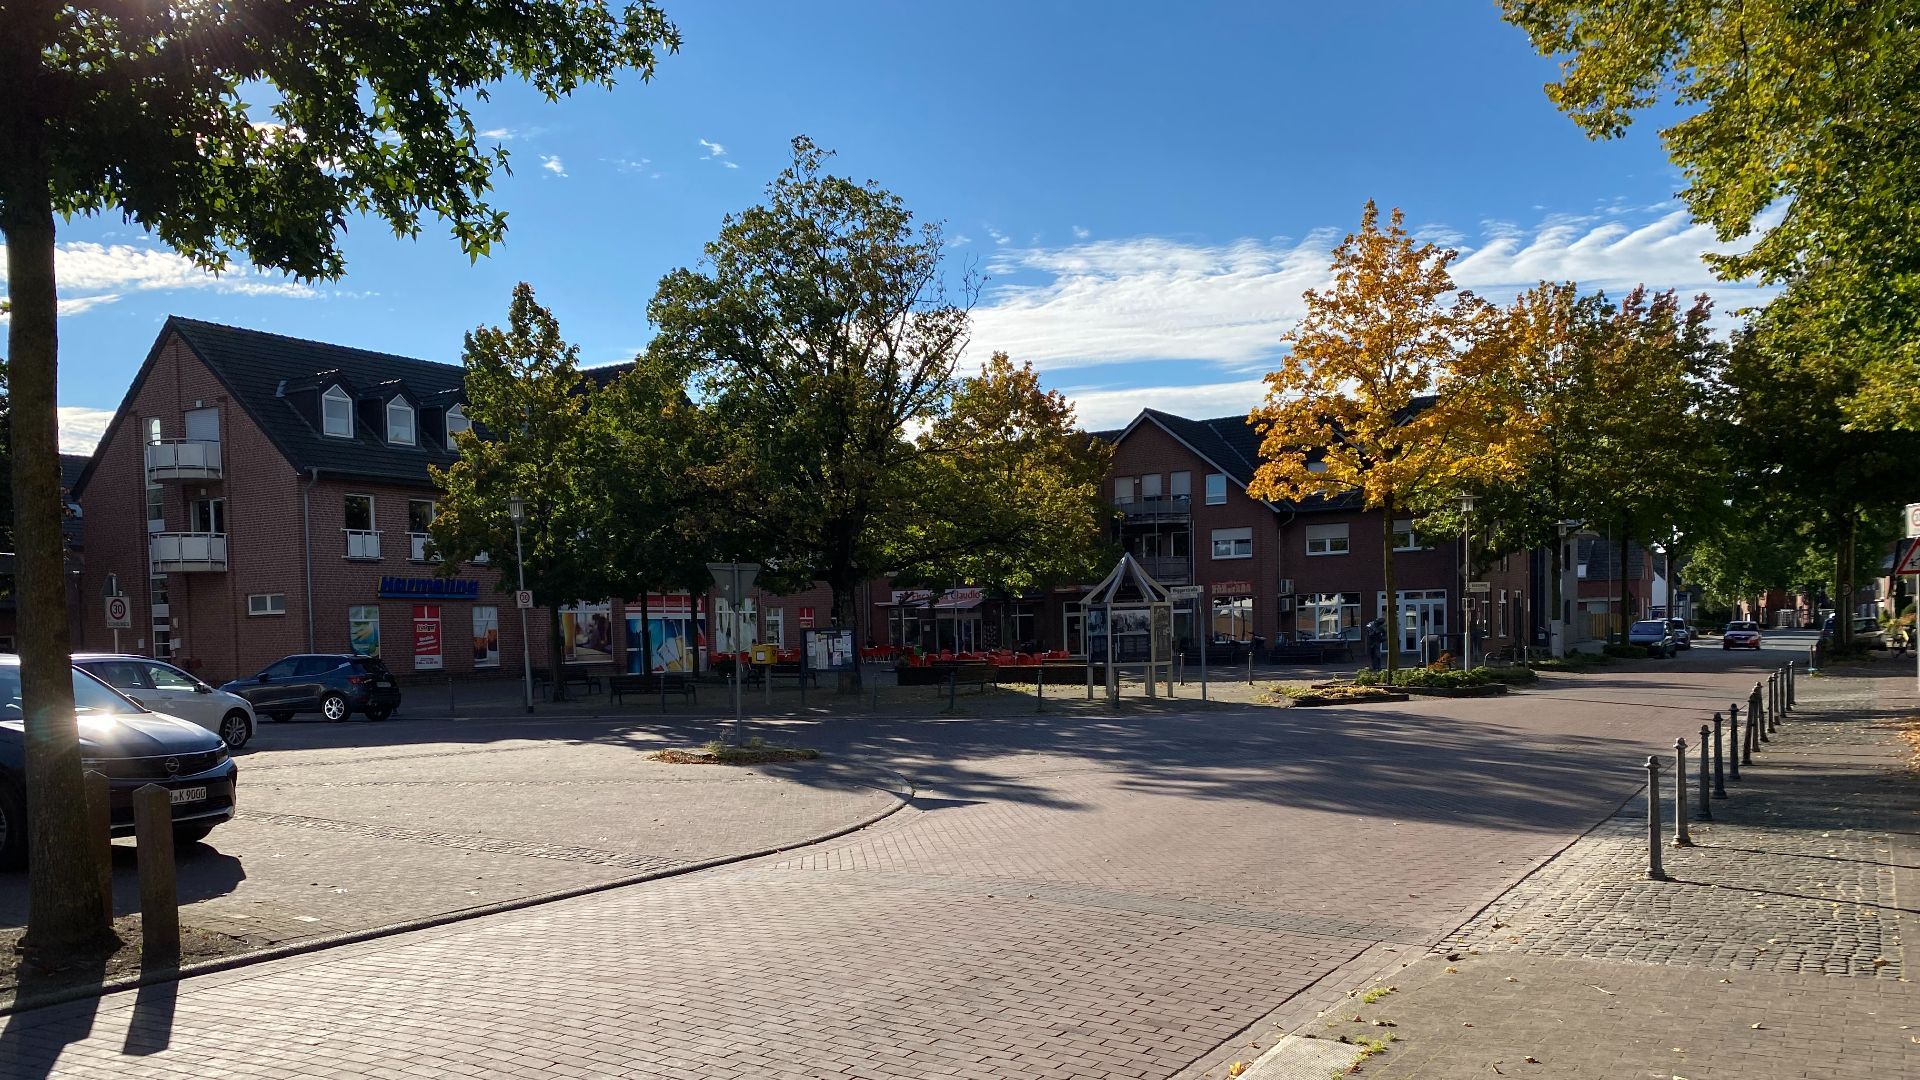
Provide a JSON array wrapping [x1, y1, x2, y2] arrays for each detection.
[[508, 495, 525, 524]]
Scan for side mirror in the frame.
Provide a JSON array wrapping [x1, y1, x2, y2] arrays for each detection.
[[195, 682, 213, 694], [257, 673, 271, 683]]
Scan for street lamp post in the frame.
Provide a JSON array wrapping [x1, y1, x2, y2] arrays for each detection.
[[1458, 494, 1477, 671], [509, 495, 532, 715], [1552, 519, 1580, 659]]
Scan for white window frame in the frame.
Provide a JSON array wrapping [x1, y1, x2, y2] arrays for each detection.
[[248, 593, 287, 616], [1170, 471, 1191, 501], [1392, 518, 1421, 552], [1204, 473, 1227, 505], [1305, 522, 1350, 556], [1296, 592, 1361, 640], [1113, 476, 1136, 504], [344, 494, 380, 559], [1210, 527, 1253, 560], [386, 398, 416, 446], [1140, 473, 1162, 499], [445, 405, 471, 448], [322, 386, 354, 438]]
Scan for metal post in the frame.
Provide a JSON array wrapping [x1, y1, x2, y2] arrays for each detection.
[[732, 564, 744, 745], [1245, 651, 1253, 686], [133, 784, 180, 965], [84, 770, 113, 924], [1697, 724, 1713, 819], [948, 667, 958, 711], [513, 513, 532, 714], [1200, 635, 1209, 702], [1672, 738, 1692, 846], [1773, 671, 1783, 729], [1711, 713, 1727, 798], [1645, 756, 1666, 880], [1748, 684, 1762, 755], [1727, 703, 1742, 780], [1035, 662, 1044, 713], [1787, 661, 1795, 707]]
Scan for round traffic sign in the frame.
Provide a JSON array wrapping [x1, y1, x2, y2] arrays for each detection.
[[106, 597, 127, 620]]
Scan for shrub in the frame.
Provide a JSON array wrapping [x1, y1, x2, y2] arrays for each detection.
[[1480, 665, 1538, 685], [1352, 666, 1499, 689], [1603, 643, 1649, 659]]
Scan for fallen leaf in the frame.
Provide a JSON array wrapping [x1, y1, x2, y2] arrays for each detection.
[[1506, 976, 1519, 983], [1227, 1064, 1247, 1078], [1445, 966, 1459, 974], [1589, 985, 1615, 996], [1751, 1023, 1765, 1030], [1525, 1056, 1540, 1064]]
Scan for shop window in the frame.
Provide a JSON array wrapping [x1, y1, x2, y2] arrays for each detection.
[[348, 605, 381, 656], [1306, 522, 1349, 556], [472, 606, 500, 668], [1296, 592, 1361, 640], [1204, 473, 1227, 505], [1210, 527, 1253, 560], [1210, 597, 1253, 641], [322, 386, 353, 437]]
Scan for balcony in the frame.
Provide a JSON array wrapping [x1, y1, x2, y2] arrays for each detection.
[[409, 532, 433, 562], [1136, 555, 1191, 585], [150, 532, 227, 572], [1115, 496, 1191, 522], [344, 530, 382, 560], [144, 439, 222, 482]]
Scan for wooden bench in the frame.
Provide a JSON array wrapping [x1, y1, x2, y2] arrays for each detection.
[[938, 663, 994, 695], [531, 667, 603, 698], [747, 663, 819, 688], [608, 672, 698, 708]]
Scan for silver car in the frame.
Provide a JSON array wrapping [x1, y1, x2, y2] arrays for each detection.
[[71, 654, 257, 749]]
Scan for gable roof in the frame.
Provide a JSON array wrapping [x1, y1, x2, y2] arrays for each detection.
[[1104, 408, 1362, 513]]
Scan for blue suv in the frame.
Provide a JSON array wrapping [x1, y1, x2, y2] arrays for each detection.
[[221, 653, 402, 722]]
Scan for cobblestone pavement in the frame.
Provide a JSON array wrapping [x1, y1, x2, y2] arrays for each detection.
[[0, 725, 903, 948], [0, 645, 1820, 1078], [1289, 659, 1917, 1080]]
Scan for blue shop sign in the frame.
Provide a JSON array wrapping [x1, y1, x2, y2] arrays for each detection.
[[378, 576, 480, 601]]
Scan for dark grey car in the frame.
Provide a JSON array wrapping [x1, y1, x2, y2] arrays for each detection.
[[220, 654, 402, 722]]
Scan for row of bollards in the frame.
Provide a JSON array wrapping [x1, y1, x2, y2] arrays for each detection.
[[85, 771, 183, 965], [1645, 661, 1797, 881]]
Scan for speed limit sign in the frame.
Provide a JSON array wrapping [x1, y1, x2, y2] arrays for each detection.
[[104, 595, 131, 629], [514, 589, 534, 609]]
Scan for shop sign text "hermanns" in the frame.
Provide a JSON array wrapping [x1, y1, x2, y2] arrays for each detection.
[[378, 576, 480, 601]]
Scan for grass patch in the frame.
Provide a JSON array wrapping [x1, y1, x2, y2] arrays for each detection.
[[1257, 683, 1406, 706], [653, 736, 821, 765], [1358, 984, 1397, 1004], [1526, 652, 1611, 672], [1352, 666, 1497, 689]]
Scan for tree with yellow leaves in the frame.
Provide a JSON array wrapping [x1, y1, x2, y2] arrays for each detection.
[[1249, 202, 1485, 676]]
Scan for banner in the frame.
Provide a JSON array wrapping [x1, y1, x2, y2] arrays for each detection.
[[413, 604, 443, 671]]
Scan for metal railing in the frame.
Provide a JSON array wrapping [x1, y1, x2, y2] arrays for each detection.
[[344, 529, 381, 560], [149, 531, 227, 571], [144, 439, 222, 481]]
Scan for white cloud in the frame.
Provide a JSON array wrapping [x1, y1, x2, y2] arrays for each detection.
[[1072, 226, 1091, 240], [478, 127, 514, 140], [540, 155, 567, 177], [971, 204, 1774, 371], [698, 138, 739, 168], [57, 407, 116, 454], [609, 156, 653, 174], [985, 226, 1011, 247], [1064, 378, 1269, 431], [0, 241, 315, 321]]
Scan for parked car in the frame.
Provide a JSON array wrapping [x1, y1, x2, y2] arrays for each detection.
[[1627, 619, 1679, 658], [0, 655, 238, 868], [73, 654, 257, 749], [220, 653, 401, 722], [1722, 620, 1764, 649], [1819, 613, 1885, 649], [1665, 618, 1693, 649]]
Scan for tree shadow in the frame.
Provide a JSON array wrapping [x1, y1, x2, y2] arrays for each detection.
[[0, 948, 110, 1079]]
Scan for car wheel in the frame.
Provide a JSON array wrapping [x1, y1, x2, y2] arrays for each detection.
[[320, 693, 350, 722], [365, 706, 392, 722], [173, 823, 218, 846], [0, 780, 26, 871], [267, 712, 293, 723], [219, 711, 252, 750]]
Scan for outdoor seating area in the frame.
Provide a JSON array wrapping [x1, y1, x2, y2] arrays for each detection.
[[895, 649, 1074, 667]]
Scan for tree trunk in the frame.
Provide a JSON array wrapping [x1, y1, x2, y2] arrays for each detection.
[[3, 142, 116, 954], [636, 590, 651, 672], [828, 576, 861, 691], [548, 607, 569, 701], [1549, 527, 1566, 658], [1836, 515, 1858, 650], [1616, 521, 1630, 643], [1382, 498, 1400, 677]]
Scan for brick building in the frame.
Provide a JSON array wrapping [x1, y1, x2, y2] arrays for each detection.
[[1096, 408, 1542, 660], [0, 452, 91, 652]]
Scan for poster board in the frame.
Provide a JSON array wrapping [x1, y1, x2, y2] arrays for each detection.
[[804, 627, 856, 672]]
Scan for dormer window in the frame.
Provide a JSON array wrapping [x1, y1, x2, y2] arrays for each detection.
[[445, 405, 471, 449], [322, 386, 353, 437], [386, 399, 416, 446]]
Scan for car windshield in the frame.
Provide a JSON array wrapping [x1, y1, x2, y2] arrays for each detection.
[[0, 665, 149, 719], [1728, 622, 1758, 631], [1631, 621, 1665, 633]]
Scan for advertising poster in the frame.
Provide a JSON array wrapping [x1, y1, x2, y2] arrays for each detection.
[[413, 604, 443, 671], [624, 593, 705, 673], [348, 605, 381, 657], [471, 606, 499, 668], [560, 601, 613, 664], [804, 628, 856, 672]]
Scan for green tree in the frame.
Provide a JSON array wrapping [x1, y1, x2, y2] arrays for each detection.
[[431, 285, 631, 695], [1499, 0, 1920, 427], [0, 0, 677, 955], [890, 353, 1115, 646], [1249, 202, 1483, 676], [647, 137, 973, 662]]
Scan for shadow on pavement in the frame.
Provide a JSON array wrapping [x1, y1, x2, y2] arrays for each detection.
[[0, 950, 109, 1079]]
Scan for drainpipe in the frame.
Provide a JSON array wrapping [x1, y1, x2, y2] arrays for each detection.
[[302, 468, 320, 650]]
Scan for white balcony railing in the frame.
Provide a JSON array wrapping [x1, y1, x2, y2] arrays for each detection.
[[471, 551, 490, 566], [144, 439, 223, 481], [344, 529, 382, 560], [150, 532, 228, 572], [409, 532, 432, 562]]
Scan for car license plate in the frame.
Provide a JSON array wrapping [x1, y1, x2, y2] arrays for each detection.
[[170, 786, 207, 806]]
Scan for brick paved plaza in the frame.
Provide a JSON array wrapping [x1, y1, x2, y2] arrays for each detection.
[[1, 635, 1906, 1079]]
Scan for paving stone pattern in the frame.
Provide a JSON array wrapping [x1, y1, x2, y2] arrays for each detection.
[[0, 650, 1808, 1078]]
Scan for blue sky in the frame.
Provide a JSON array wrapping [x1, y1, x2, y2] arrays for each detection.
[[5, 1, 1773, 450]]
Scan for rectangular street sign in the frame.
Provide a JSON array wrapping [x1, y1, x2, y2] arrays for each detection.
[[1467, 581, 1492, 594], [1167, 585, 1203, 600]]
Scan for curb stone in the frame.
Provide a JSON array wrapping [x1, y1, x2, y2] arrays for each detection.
[[0, 764, 914, 1018]]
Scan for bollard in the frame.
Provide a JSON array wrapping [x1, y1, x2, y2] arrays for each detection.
[[947, 668, 957, 712], [1711, 713, 1727, 798], [132, 784, 180, 966], [1645, 756, 1667, 880], [1758, 680, 1771, 742], [1246, 652, 1253, 686], [1773, 670, 1784, 729], [1748, 684, 1763, 754], [1787, 661, 1795, 707], [1035, 663, 1045, 713], [1727, 704, 1742, 781], [84, 770, 114, 924], [1177, 655, 1185, 686], [1808, 639, 1822, 674], [1672, 738, 1693, 846], [1697, 724, 1714, 819]]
